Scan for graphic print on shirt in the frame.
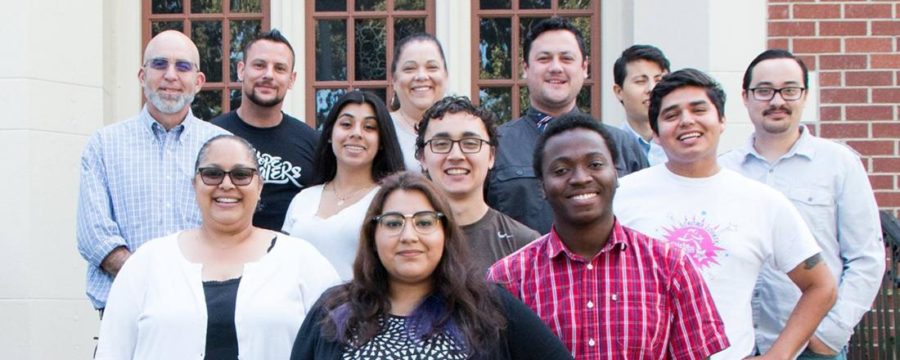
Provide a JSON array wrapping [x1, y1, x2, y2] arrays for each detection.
[[660, 213, 726, 269], [257, 151, 303, 187]]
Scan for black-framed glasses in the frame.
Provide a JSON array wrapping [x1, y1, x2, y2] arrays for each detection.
[[197, 167, 258, 186], [748, 87, 805, 101], [424, 138, 491, 154], [144, 57, 197, 73], [372, 211, 445, 235]]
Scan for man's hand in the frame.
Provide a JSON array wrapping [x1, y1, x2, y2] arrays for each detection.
[[100, 246, 132, 277], [806, 335, 838, 356]]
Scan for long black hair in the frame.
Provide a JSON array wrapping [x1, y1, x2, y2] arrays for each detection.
[[314, 90, 406, 184]]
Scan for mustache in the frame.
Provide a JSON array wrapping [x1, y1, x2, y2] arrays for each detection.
[[763, 106, 792, 116]]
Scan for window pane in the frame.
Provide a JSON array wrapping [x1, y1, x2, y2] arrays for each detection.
[[192, 90, 223, 120], [576, 85, 591, 114], [395, 0, 425, 10], [355, 19, 387, 81], [519, 17, 548, 63], [479, 87, 512, 123], [358, 88, 387, 104], [566, 16, 591, 58], [152, 21, 184, 36], [479, 0, 510, 9], [316, 0, 346, 11], [520, 0, 550, 9], [560, 0, 591, 9], [230, 0, 261, 12], [152, 0, 183, 14], [191, 0, 222, 13], [230, 20, 262, 82], [395, 18, 426, 43], [356, 0, 386, 11], [315, 20, 348, 81], [479, 17, 511, 79], [193, 21, 224, 82], [316, 88, 348, 128], [230, 88, 242, 110], [519, 86, 530, 114]]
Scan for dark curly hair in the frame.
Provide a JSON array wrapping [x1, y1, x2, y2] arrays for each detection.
[[414, 95, 498, 160], [318, 172, 507, 357]]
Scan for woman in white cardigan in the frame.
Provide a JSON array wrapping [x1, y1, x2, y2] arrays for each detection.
[[95, 135, 339, 360]]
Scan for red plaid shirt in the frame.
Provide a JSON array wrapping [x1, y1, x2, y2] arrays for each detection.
[[487, 220, 729, 360]]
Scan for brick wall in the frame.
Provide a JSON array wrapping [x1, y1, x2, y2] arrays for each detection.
[[767, 0, 900, 217]]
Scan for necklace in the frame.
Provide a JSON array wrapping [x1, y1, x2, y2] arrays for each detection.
[[330, 181, 374, 207], [394, 111, 419, 134]]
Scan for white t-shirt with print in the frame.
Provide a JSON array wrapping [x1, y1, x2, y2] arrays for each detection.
[[613, 165, 820, 360]]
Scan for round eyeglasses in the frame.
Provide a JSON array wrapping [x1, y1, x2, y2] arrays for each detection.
[[372, 211, 445, 235], [748, 87, 805, 101], [197, 167, 258, 186], [424, 138, 491, 154]]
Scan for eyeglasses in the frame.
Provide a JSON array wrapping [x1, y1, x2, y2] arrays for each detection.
[[144, 57, 197, 73], [197, 167, 258, 186], [424, 138, 491, 154], [748, 87, 805, 101], [372, 211, 445, 235]]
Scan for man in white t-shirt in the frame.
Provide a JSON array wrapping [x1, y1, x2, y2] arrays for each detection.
[[613, 68, 837, 360]]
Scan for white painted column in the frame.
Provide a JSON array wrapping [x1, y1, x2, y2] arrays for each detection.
[[0, 0, 143, 358]]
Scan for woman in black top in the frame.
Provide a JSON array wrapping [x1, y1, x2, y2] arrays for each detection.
[[291, 172, 572, 360]]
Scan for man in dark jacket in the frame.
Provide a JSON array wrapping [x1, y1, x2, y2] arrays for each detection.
[[487, 17, 648, 234]]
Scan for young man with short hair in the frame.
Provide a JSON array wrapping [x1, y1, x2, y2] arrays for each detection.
[[416, 96, 539, 271], [487, 17, 648, 234], [614, 68, 837, 359], [612, 44, 670, 165], [489, 112, 728, 359], [211, 29, 318, 231]]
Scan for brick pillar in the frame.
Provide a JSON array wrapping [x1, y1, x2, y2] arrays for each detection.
[[767, 1, 900, 217]]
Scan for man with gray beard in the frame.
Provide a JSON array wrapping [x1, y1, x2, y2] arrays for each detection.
[[77, 30, 228, 312]]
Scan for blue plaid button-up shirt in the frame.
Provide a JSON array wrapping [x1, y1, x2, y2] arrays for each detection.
[[76, 106, 228, 309]]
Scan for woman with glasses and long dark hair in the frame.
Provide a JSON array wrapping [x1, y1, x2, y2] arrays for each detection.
[[290, 171, 572, 360], [282, 90, 405, 280], [96, 135, 339, 360]]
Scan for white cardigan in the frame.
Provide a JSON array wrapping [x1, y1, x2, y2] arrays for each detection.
[[95, 232, 340, 360]]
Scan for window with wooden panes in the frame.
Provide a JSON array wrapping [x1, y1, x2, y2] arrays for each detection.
[[306, 0, 435, 128], [143, 0, 270, 120], [472, 0, 599, 123]]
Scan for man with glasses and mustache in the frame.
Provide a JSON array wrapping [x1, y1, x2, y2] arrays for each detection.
[[720, 49, 884, 359], [77, 30, 228, 313], [211, 29, 318, 231]]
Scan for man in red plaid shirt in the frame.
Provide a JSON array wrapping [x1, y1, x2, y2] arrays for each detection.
[[488, 112, 729, 359]]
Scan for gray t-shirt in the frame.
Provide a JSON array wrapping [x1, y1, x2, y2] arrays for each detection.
[[462, 208, 541, 272]]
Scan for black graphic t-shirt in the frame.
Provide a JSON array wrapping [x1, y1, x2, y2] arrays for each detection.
[[212, 110, 319, 230]]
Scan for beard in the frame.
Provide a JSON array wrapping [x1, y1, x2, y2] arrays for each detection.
[[245, 86, 284, 108], [144, 83, 195, 114], [760, 106, 795, 134]]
